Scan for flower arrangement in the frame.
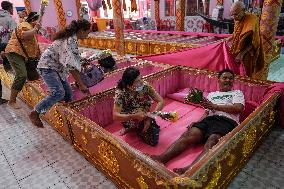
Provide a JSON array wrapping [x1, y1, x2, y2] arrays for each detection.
[[0, 28, 12, 38], [184, 88, 204, 104], [152, 111, 179, 122], [97, 49, 112, 60]]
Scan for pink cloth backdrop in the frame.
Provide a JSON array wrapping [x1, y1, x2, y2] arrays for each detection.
[[139, 42, 246, 76]]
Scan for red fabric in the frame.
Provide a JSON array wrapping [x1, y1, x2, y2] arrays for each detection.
[[261, 83, 284, 128], [139, 41, 246, 76]]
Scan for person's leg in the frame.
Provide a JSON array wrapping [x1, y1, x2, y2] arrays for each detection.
[[61, 79, 73, 103], [151, 127, 204, 164], [173, 133, 222, 174], [29, 69, 66, 127], [0, 80, 8, 104], [6, 53, 27, 109], [0, 43, 12, 72]]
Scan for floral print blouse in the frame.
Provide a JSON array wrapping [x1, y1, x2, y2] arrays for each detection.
[[114, 82, 156, 129], [37, 35, 81, 80]]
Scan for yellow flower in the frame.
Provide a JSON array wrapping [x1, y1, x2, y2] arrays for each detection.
[[169, 111, 178, 122]]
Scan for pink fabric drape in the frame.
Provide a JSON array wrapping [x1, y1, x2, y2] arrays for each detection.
[[262, 83, 284, 128], [139, 41, 246, 75], [87, 0, 102, 11]]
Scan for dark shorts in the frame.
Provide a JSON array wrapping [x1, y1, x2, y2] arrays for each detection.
[[192, 115, 238, 141]]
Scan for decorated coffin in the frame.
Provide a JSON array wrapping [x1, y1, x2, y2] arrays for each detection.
[[0, 60, 171, 142], [59, 66, 280, 188]]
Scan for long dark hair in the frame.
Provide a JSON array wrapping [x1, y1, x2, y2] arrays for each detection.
[[53, 19, 91, 40], [117, 67, 140, 90]]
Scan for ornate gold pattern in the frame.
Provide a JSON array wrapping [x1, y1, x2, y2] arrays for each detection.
[[205, 163, 222, 188], [176, 0, 186, 31], [112, 0, 125, 55], [23, 0, 32, 14], [75, 0, 81, 19], [242, 125, 257, 157], [136, 176, 149, 189], [53, 0, 66, 29], [98, 140, 119, 174], [227, 154, 236, 167], [53, 108, 64, 128], [81, 135, 88, 145]]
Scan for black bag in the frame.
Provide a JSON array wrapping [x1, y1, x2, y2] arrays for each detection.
[[137, 117, 160, 146], [80, 64, 104, 88], [15, 29, 40, 81]]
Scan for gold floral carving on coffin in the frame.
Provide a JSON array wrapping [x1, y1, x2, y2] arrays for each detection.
[[154, 46, 161, 54], [128, 42, 133, 51], [139, 44, 146, 53], [205, 163, 222, 189], [227, 154, 236, 167], [136, 176, 149, 189], [53, 107, 64, 128], [242, 125, 257, 158], [98, 140, 119, 174], [81, 135, 88, 145]]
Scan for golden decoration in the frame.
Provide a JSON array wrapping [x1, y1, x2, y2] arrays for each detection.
[[53, 108, 63, 128], [53, 0, 66, 29], [227, 154, 236, 167], [81, 135, 88, 145], [140, 44, 146, 53], [242, 125, 257, 157], [136, 176, 149, 189], [98, 140, 119, 174], [128, 43, 133, 51], [154, 46, 161, 54], [75, 0, 81, 19], [23, 0, 32, 14], [205, 163, 222, 189]]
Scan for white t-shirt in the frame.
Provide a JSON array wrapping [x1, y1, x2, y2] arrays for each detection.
[[207, 90, 245, 123]]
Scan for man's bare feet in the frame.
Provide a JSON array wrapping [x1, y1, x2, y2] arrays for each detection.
[[8, 101, 21, 109], [173, 167, 187, 175]]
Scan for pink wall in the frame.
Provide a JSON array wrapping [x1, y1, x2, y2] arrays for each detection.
[[29, 0, 79, 28]]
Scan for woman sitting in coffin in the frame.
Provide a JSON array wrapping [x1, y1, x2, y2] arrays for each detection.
[[113, 67, 164, 146]]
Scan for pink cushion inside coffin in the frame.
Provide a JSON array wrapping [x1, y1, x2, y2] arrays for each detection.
[[104, 98, 206, 170]]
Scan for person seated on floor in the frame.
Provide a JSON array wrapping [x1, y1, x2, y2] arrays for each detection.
[[29, 19, 91, 128], [97, 49, 117, 73], [152, 69, 245, 174], [113, 67, 164, 137]]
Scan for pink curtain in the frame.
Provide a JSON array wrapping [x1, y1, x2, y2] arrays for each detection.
[[139, 41, 246, 76], [87, 0, 102, 11]]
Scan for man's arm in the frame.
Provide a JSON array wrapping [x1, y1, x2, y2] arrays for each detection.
[[202, 100, 244, 114]]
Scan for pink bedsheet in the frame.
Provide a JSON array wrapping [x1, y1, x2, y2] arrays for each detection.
[[139, 41, 246, 76], [104, 98, 206, 170]]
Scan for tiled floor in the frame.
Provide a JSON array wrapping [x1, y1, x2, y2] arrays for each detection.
[[0, 54, 283, 189]]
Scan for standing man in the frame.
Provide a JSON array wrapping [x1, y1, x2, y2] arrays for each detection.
[[0, 1, 17, 104], [229, 1, 265, 79]]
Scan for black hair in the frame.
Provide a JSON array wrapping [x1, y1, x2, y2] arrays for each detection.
[[25, 12, 39, 23], [1, 1, 13, 11], [53, 19, 91, 40], [117, 67, 140, 90], [218, 69, 235, 78], [98, 56, 116, 69]]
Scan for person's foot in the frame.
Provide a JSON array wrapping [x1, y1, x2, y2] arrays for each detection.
[[173, 167, 187, 175], [8, 101, 22, 109], [0, 98, 8, 105], [29, 111, 44, 128]]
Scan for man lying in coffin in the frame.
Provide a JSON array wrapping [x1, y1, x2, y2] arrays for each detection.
[[152, 69, 245, 174]]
